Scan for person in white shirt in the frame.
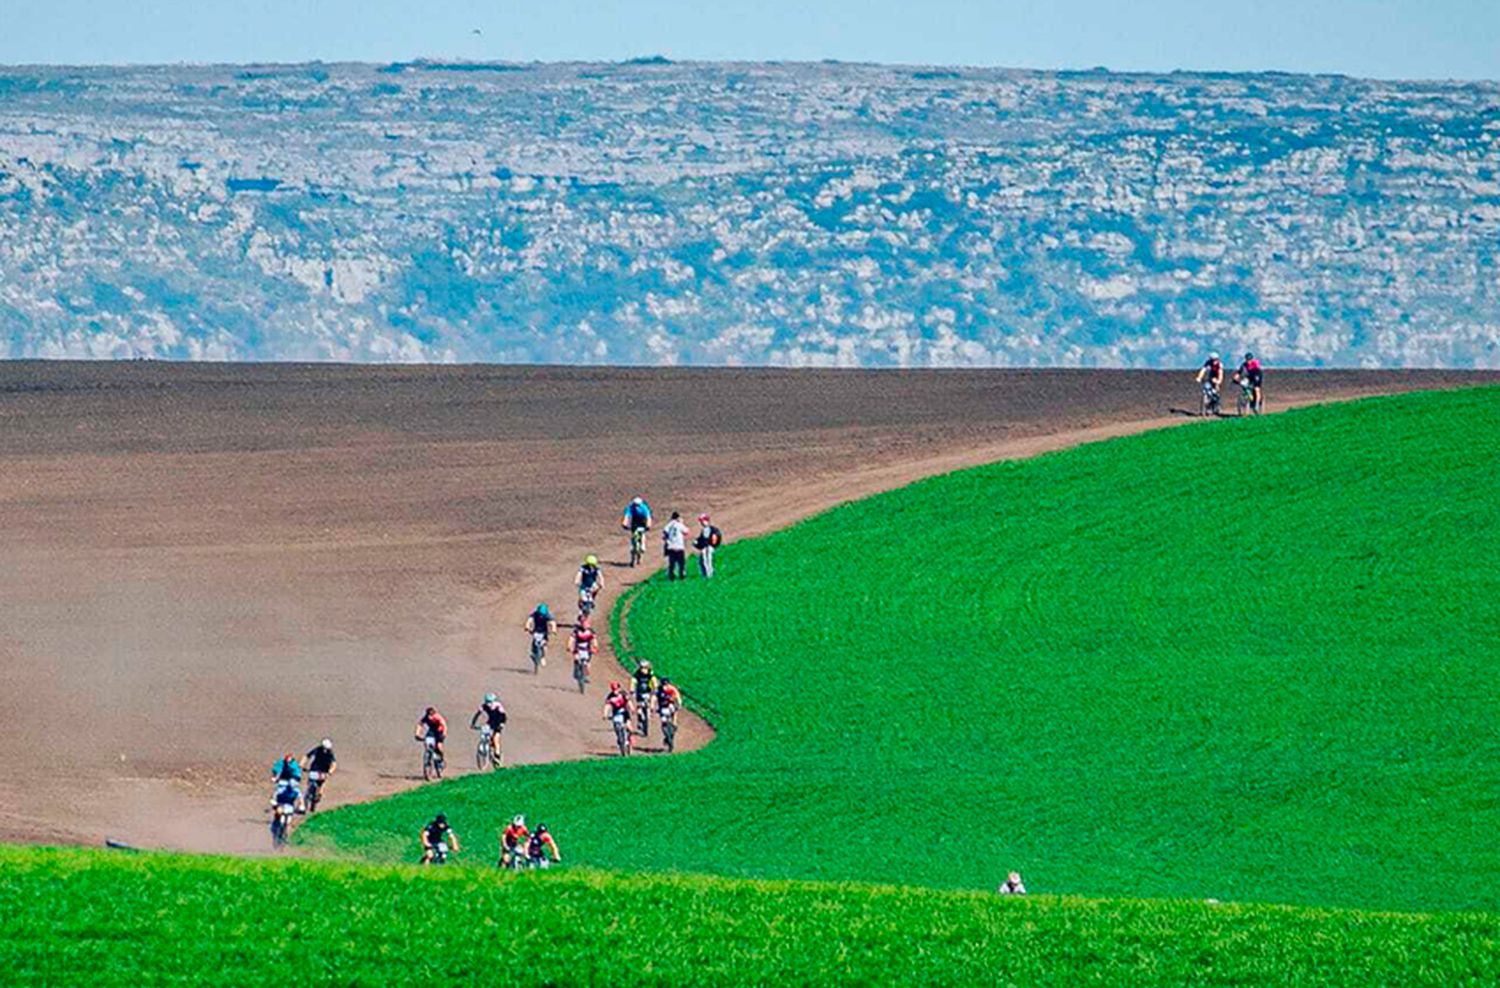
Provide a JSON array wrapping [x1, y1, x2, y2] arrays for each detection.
[[997, 871, 1026, 895], [662, 511, 689, 580]]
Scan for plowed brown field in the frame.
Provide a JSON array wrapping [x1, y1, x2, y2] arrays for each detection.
[[0, 363, 1490, 852]]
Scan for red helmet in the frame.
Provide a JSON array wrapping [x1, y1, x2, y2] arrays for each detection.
[[609, 681, 621, 691]]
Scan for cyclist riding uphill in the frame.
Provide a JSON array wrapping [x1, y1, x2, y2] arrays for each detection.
[[470, 693, 507, 759], [1237, 351, 1264, 412], [271, 751, 303, 809], [526, 824, 561, 866], [603, 681, 631, 724], [420, 813, 459, 865], [499, 814, 530, 868], [1196, 351, 1224, 391], [576, 555, 604, 603], [632, 660, 659, 705], [569, 615, 598, 665], [526, 602, 556, 640], [414, 706, 448, 761], [621, 497, 652, 533], [303, 738, 336, 787]]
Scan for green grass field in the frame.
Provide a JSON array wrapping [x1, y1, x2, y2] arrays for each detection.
[[300, 387, 1500, 915], [3, 847, 1497, 987]]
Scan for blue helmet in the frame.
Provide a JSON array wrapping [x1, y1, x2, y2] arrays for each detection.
[[536, 603, 549, 616]]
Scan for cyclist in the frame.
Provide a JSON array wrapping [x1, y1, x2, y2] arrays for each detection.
[[1237, 351, 1264, 413], [419, 813, 459, 865], [302, 738, 336, 804], [271, 750, 303, 811], [525, 602, 557, 666], [499, 813, 530, 868], [569, 614, 598, 676], [414, 706, 449, 762], [576, 555, 604, 613], [632, 660, 659, 735], [622, 497, 653, 563], [603, 681, 632, 752], [525, 824, 562, 867], [1196, 351, 1224, 414], [470, 693, 507, 761], [657, 677, 682, 752]]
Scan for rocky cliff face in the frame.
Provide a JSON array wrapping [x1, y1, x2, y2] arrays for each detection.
[[1, 61, 1496, 365]]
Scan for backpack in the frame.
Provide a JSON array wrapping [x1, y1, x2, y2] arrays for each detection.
[[708, 525, 723, 547]]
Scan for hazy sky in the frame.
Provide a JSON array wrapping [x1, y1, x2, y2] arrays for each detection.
[[5, 0, 1498, 80]]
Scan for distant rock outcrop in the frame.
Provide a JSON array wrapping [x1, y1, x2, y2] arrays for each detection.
[[0, 62, 1496, 365]]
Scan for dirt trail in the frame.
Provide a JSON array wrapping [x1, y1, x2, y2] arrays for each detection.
[[0, 364, 1490, 853]]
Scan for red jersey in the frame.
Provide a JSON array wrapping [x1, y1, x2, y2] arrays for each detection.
[[501, 823, 529, 850], [421, 712, 448, 736], [572, 629, 597, 656]]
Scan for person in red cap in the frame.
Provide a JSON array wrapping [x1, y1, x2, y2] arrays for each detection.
[[693, 512, 723, 578]]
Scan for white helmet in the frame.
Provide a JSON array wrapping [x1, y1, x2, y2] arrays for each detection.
[[320, 738, 332, 748], [632, 496, 644, 505], [512, 814, 526, 827], [1209, 351, 1220, 361]]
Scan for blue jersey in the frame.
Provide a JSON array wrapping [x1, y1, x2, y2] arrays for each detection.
[[272, 758, 302, 782], [624, 501, 652, 529]]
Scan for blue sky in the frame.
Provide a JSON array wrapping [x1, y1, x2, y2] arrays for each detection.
[[4, 0, 1498, 80]]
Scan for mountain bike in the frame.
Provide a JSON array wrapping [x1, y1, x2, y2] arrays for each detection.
[[421, 735, 445, 781], [573, 653, 591, 694], [530, 631, 548, 673], [427, 841, 450, 865], [578, 586, 597, 619], [475, 724, 503, 770], [1200, 381, 1221, 417], [1236, 379, 1255, 417], [628, 526, 647, 567], [270, 791, 297, 848], [304, 771, 328, 813], [635, 694, 651, 739], [610, 713, 632, 757], [659, 704, 678, 753]]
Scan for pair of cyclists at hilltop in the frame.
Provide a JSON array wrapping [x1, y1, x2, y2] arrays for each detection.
[[1197, 351, 1265, 415]]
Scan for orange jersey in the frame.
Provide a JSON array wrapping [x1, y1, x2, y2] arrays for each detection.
[[421, 712, 448, 736], [501, 823, 530, 849]]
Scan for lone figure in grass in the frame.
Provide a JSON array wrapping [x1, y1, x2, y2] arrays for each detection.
[[662, 511, 689, 581], [997, 871, 1026, 895]]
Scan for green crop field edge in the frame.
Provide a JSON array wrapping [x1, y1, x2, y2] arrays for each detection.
[[2, 846, 1499, 987]]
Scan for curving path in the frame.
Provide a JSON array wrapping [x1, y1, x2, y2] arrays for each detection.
[[0, 363, 1491, 851]]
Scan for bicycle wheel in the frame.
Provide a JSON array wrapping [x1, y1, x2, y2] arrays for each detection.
[[423, 749, 436, 781], [476, 735, 489, 770]]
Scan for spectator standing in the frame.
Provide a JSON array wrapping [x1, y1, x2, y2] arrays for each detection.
[[694, 513, 722, 578], [662, 511, 689, 581]]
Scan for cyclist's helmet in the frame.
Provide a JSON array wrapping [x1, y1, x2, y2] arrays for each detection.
[[640, 660, 653, 673], [699, 512, 710, 522], [536, 603, 549, 616], [632, 496, 644, 505], [609, 681, 622, 692], [578, 614, 592, 629], [425, 706, 436, 716], [484, 692, 497, 704], [512, 814, 525, 827], [584, 555, 598, 567], [537, 824, 548, 834], [1209, 351, 1220, 361], [434, 814, 447, 825], [1244, 351, 1254, 361], [320, 738, 332, 748], [660, 677, 672, 686]]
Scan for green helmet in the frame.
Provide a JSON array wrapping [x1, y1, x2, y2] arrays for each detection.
[[584, 555, 598, 567]]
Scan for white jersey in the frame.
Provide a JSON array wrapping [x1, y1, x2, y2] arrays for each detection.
[[663, 519, 688, 552]]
